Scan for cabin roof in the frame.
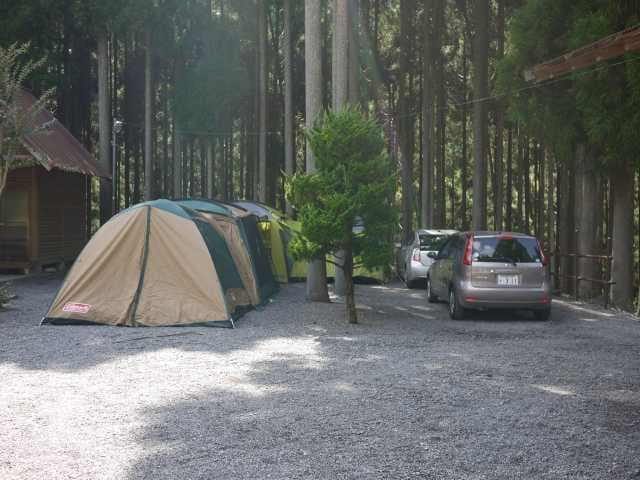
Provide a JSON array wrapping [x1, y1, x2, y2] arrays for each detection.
[[17, 89, 110, 178]]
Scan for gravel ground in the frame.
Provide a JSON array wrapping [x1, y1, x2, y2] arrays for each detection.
[[1, 275, 639, 480]]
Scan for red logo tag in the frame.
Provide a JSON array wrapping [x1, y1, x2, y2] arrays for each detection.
[[62, 302, 91, 314]]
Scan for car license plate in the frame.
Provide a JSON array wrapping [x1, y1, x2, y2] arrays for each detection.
[[498, 275, 519, 286]]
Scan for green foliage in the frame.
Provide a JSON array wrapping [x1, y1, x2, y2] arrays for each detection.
[[286, 107, 398, 270], [497, 0, 640, 169], [0, 42, 53, 196]]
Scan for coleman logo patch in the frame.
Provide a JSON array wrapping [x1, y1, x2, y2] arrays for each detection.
[[63, 302, 91, 314]]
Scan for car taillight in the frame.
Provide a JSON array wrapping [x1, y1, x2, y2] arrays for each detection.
[[463, 235, 474, 266], [412, 249, 421, 262], [536, 239, 548, 266]]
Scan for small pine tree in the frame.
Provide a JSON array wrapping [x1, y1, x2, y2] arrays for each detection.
[[287, 107, 398, 324], [0, 42, 53, 199]]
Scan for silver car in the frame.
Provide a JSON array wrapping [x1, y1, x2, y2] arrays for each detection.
[[426, 232, 552, 320], [398, 229, 457, 288]]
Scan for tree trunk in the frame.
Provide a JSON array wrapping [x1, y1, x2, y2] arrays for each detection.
[[207, 140, 214, 199], [97, 29, 112, 223], [576, 144, 597, 300], [611, 160, 635, 310], [524, 139, 531, 233], [433, 0, 444, 227], [305, 0, 330, 302], [471, 0, 489, 230], [144, 27, 153, 201], [420, 0, 434, 228], [334, 0, 350, 109], [283, 0, 295, 216], [399, 0, 414, 243], [173, 132, 182, 198], [257, 0, 268, 203], [348, 0, 361, 104], [460, 33, 469, 229], [537, 146, 545, 239], [333, 0, 350, 297], [505, 126, 513, 231], [494, 0, 505, 230], [162, 76, 169, 198]]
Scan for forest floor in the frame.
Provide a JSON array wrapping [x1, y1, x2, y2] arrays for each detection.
[[1, 275, 639, 480]]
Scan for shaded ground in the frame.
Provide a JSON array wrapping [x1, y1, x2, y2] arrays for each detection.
[[1, 275, 639, 479]]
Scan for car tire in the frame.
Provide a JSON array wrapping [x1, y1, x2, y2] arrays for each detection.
[[449, 288, 466, 320], [534, 308, 551, 321], [405, 266, 417, 289], [427, 277, 437, 303]]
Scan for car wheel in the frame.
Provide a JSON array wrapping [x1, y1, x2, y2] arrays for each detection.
[[427, 277, 437, 303], [534, 308, 551, 321], [449, 288, 466, 320]]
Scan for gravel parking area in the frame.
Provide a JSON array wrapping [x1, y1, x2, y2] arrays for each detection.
[[1, 275, 639, 479]]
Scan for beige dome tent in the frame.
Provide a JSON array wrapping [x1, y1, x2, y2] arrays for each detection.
[[43, 200, 255, 328]]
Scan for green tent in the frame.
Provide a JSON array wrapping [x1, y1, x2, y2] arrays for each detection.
[[44, 200, 254, 328], [177, 199, 278, 304]]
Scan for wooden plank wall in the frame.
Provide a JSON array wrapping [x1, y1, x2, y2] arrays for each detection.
[[0, 167, 33, 262], [36, 168, 87, 264]]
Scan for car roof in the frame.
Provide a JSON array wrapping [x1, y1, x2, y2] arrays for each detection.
[[464, 231, 536, 238], [417, 229, 458, 236]]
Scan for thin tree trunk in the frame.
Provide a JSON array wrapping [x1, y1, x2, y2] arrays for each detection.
[[144, 27, 153, 201], [399, 0, 414, 243], [524, 139, 530, 233], [505, 126, 513, 231], [173, 132, 182, 198], [334, 0, 350, 109], [206, 140, 214, 198], [460, 35, 469, 229], [258, 0, 268, 203], [98, 30, 112, 223], [537, 145, 545, 239], [562, 147, 576, 295], [305, 0, 330, 302], [433, 0, 444, 227], [494, 0, 505, 230], [611, 159, 635, 309], [471, 0, 489, 230], [348, 0, 361, 104], [420, 0, 433, 227], [283, 0, 295, 216], [333, 0, 351, 297], [576, 144, 597, 300]]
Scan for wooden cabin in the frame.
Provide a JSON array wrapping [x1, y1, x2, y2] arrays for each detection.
[[0, 89, 109, 273]]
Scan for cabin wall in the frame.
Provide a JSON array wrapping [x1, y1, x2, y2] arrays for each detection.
[[0, 167, 88, 271], [36, 168, 87, 264], [0, 167, 33, 263]]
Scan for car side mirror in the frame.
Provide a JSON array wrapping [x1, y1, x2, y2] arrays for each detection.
[[427, 252, 438, 259]]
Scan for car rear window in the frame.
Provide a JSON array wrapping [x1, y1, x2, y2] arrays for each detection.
[[472, 236, 542, 263], [419, 235, 448, 251]]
